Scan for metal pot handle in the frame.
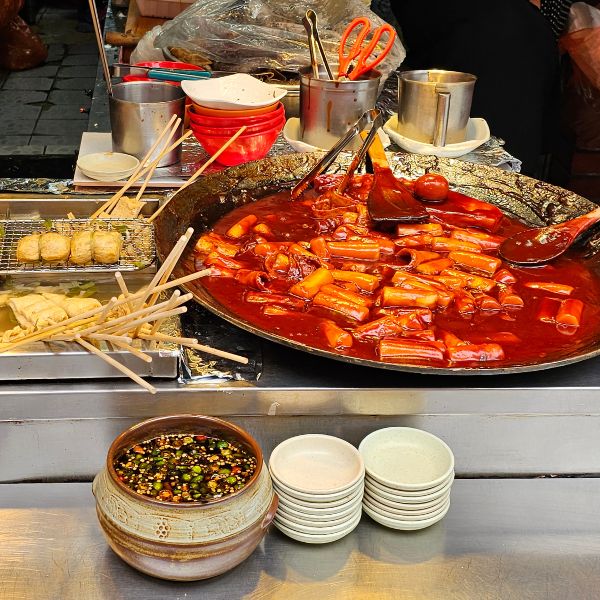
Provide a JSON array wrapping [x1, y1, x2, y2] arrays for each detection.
[[433, 91, 451, 147], [261, 493, 280, 529]]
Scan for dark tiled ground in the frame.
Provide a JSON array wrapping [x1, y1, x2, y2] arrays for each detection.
[[0, 5, 98, 157]]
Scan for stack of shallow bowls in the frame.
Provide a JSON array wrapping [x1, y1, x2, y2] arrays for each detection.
[[269, 434, 365, 544], [359, 427, 455, 531], [182, 74, 287, 166]]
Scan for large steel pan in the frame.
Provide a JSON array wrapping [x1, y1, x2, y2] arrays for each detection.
[[154, 152, 600, 375]]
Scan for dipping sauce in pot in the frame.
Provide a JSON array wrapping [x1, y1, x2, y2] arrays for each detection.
[[114, 433, 258, 503]]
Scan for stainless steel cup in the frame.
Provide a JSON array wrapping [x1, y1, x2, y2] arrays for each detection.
[[396, 70, 476, 146], [299, 66, 381, 150], [109, 81, 186, 167]]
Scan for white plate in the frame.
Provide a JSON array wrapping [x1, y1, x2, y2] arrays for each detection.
[[276, 496, 363, 522], [273, 510, 361, 544], [363, 500, 450, 530], [364, 485, 451, 509], [276, 489, 364, 516], [273, 480, 364, 507], [383, 114, 490, 158], [181, 74, 287, 110], [283, 117, 391, 153], [77, 151, 139, 181], [364, 478, 452, 504], [365, 471, 454, 496], [269, 434, 364, 495], [275, 508, 362, 534], [277, 505, 360, 528], [271, 472, 364, 503], [363, 489, 449, 514], [363, 496, 450, 522], [359, 427, 454, 490]]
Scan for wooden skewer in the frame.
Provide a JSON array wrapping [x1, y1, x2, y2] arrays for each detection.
[[87, 333, 133, 344], [137, 332, 199, 345], [186, 341, 249, 364], [103, 306, 188, 336], [90, 114, 178, 219], [147, 126, 248, 223], [114, 272, 132, 314], [75, 336, 156, 394], [110, 340, 153, 363], [134, 118, 182, 203], [147, 290, 181, 349]]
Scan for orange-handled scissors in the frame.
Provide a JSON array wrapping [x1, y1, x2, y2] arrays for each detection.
[[338, 17, 396, 81]]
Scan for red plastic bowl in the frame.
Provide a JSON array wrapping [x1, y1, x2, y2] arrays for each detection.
[[190, 114, 285, 136], [188, 103, 284, 128], [193, 123, 283, 166]]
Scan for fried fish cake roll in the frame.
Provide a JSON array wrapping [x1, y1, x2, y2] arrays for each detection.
[[93, 230, 123, 264], [70, 231, 93, 265], [61, 297, 102, 318], [16, 234, 41, 263], [40, 232, 71, 262]]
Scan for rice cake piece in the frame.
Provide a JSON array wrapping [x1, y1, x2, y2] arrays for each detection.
[[93, 230, 123, 264], [40, 232, 71, 262], [16, 234, 41, 263]]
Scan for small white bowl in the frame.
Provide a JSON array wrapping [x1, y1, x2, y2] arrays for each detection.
[[363, 489, 449, 514], [364, 486, 451, 510], [363, 496, 450, 522], [181, 74, 287, 110], [77, 152, 139, 181], [273, 511, 361, 544], [269, 434, 365, 495], [277, 505, 358, 528], [273, 480, 363, 508], [359, 427, 454, 490], [363, 500, 450, 531], [276, 490, 363, 516], [271, 473, 364, 503], [277, 498, 362, 523], [364, 478, 452, 504], [275, 508, 361, 535], [365, 471, 454, 497]]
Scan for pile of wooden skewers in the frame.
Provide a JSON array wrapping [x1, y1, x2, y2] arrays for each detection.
[[0, 228, 247, 393]]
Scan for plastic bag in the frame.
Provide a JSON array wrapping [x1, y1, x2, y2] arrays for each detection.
[[560, 2, 600, 91], [131, 25, 166, 64], [153, 0, 405, 82], [0, 15, 48, 71]]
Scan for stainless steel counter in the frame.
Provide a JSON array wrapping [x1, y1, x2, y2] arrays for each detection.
[[2, 478, 599, 600]]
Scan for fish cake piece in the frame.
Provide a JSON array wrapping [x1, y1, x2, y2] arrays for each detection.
[[110, 195, 144, 218], [93, 230, 123, 264], [40, 232, 71, 262], [61, 297, 102, 318], [70, 230, 93, 265], [16, 234, 41, 263]]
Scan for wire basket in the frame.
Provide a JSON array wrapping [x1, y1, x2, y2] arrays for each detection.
[[0, 218, 155, 274]]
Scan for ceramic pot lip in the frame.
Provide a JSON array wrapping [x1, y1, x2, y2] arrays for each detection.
[[106, 414, 264, 510]]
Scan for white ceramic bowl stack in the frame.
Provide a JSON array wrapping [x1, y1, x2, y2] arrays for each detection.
[[269, 434, 365, 544], [359, 428, 455, 530]]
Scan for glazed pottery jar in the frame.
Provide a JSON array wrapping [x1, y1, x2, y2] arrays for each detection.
[[93, 415, 278, 581]]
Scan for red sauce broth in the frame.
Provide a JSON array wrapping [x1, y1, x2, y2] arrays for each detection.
[[196, 179, 600, 368]]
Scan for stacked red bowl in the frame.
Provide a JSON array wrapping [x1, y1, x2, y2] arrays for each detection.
[[188, 101, 286, 167]]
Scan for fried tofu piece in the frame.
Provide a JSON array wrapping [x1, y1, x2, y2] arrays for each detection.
[[70, 231, 93, 265], [16, 234, 41, 263], [110, 195, 144, 218], [40, 232, 70, 262], [93, 230, 122, 264], [60, 297, 102, 318]]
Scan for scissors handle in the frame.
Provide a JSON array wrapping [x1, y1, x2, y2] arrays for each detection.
[[338, 17, 372, 79], [348, 24, 396, 81]]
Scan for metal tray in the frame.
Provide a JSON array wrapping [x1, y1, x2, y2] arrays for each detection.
[[0, 217, 155, 275]]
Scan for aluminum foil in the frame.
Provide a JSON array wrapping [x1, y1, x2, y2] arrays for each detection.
[[0, 178, 71, 195]]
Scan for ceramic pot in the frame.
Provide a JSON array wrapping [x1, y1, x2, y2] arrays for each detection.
[[93, 415, 278, 581]]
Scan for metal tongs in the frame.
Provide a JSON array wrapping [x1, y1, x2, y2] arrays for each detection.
[[290, 108, 382, 200]]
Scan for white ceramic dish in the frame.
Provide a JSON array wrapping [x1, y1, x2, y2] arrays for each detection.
[[383, 114, 490, 158], [277, 505, 359, 528], [363, 489, 449, 514], [359, 427, 454, 490], [271, 472, 364, 503], [364, 486, 451, 510], [364, 478, 452, 504], [276, 490, 364, 516], [275, 509, 361, 535], [273, 481, 363, 508], [365, 471, 454, 497], [181, 74, 287, 110], [77, 151, 140, 182], [363, 500, 450, 531], [273, 511, 362, 544], [283, 117, 391, 153], [269, 434, 364, 495], [363, 496, 450, 522], [276, 497, 362, 522]]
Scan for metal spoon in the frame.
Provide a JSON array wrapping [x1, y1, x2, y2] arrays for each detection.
[[499, 206, 600, 265], [305, 10, 334, 80]]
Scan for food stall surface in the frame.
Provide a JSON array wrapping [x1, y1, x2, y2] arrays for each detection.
[[2, 479, 600, 599]]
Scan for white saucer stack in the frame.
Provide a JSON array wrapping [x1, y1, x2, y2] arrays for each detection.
[[359, 427, 455, 530], [269, 434, 365, 544]]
